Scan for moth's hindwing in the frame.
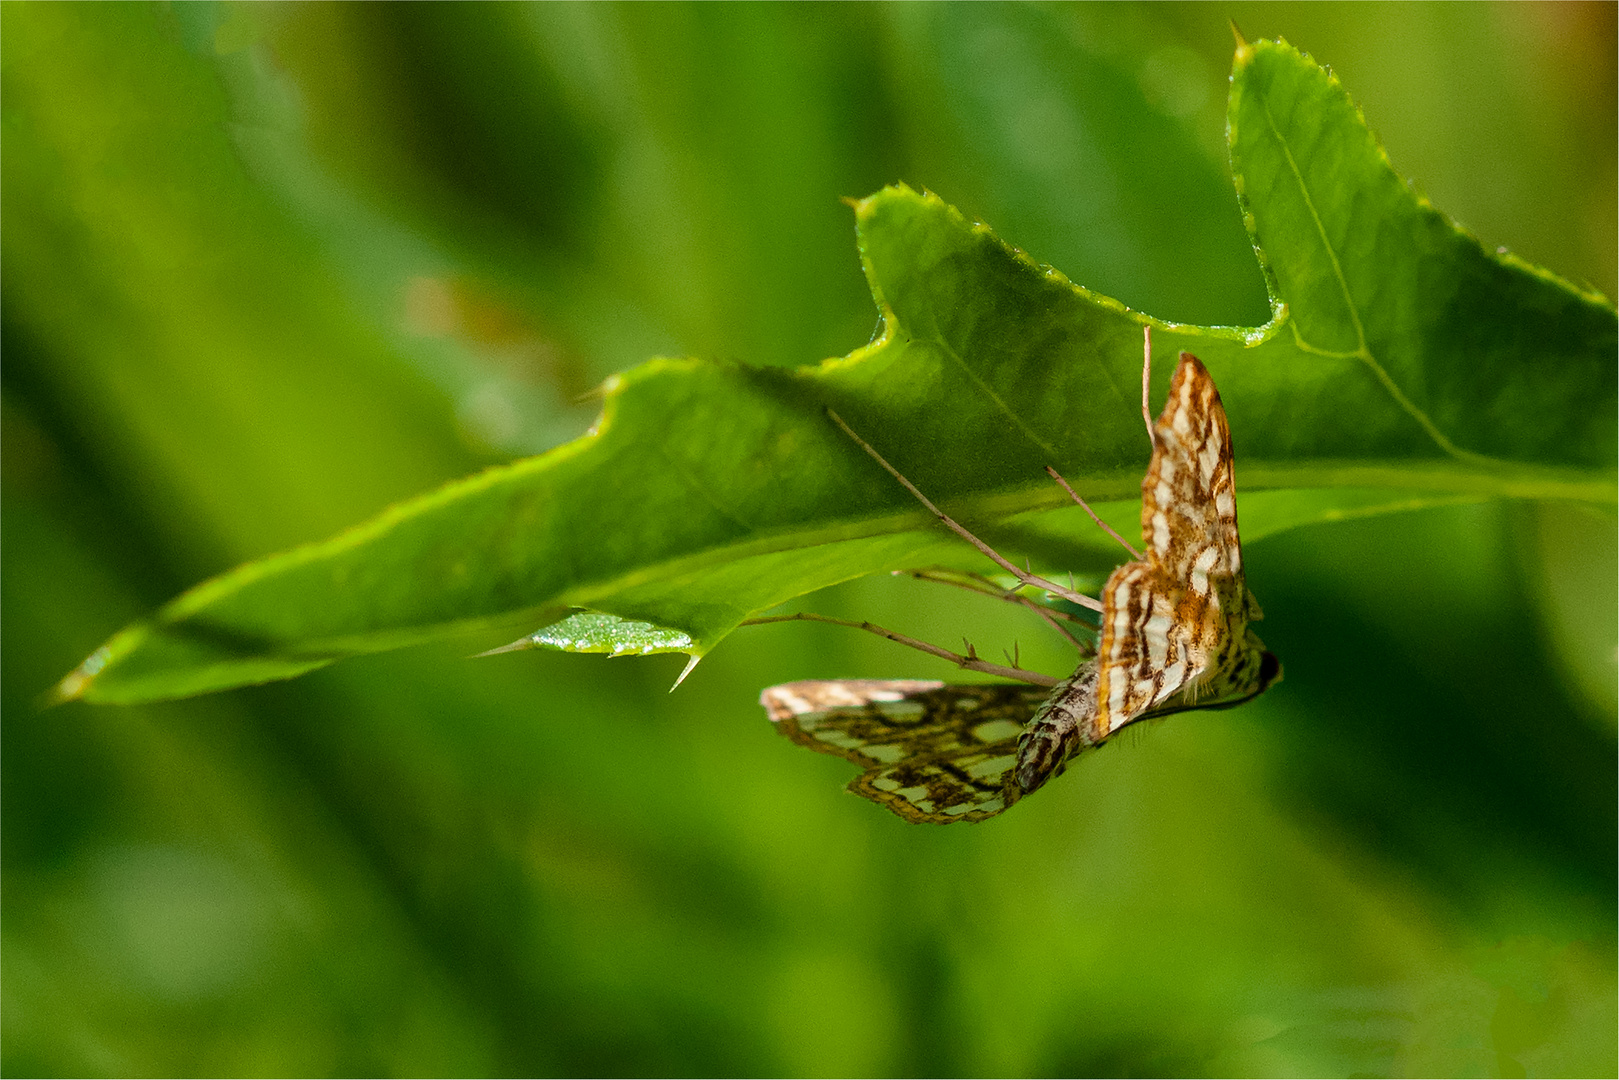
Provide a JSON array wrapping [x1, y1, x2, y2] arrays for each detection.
[[761, 680, 1049, 824]]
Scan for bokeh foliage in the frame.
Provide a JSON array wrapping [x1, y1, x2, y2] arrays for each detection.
[[4, 3, 1615, 1076]]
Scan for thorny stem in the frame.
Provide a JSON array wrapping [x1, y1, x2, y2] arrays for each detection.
[[741, 612, 1059, 687], [900, 568, 1094, 652]]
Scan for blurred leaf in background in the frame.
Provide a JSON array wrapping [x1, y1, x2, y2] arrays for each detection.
[[3, 2, 1613, 1077]]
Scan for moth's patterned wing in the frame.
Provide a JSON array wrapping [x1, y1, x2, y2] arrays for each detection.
[[1092, 353, 1273, 739], [762, 680, 1051, 823], [1144, 353, 1245, 585], [762, 352, 1281, 820]]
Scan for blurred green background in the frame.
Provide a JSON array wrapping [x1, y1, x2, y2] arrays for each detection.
[[4, 2, 1614, 1076]]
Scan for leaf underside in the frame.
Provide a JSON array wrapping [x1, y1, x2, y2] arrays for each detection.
[[59, 38, 1616, 704]]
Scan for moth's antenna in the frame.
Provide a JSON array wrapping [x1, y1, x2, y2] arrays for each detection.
[[1142, 324, 1156, 443]]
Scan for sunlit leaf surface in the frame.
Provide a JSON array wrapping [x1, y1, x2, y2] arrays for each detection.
[[52, 41, 1615, 704]]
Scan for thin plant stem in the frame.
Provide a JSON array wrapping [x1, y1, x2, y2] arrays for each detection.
[[742, 612, 1059, 687]]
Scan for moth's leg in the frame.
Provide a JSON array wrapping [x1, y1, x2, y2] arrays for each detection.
[[826, 409, 1103, 614], [900, 568, 1095, 654], [742, 611, 1059, 687], [1041, 467, 1143, 561], [901, 567, 1080, 615]]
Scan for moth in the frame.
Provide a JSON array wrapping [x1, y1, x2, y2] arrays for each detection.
[[759, 328, 1281, 824]]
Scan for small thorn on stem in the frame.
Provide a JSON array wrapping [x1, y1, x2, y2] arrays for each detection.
[[740, 611, 1058, 687], [905, 565, 1092, 656]]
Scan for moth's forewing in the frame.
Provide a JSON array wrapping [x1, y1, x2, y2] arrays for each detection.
[[762, 680, 1049, 824], [1093, 353, 1277, 737]]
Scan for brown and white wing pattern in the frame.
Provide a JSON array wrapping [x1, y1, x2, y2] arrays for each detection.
[[1091, 352, 1271, 740], [762, 679, 1054, 823], [763, 348, 1280, 822]]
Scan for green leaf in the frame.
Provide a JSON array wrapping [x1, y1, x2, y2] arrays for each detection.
[[1227, 37, 1615, 471], [485, 613, 695, 658], [58, 38, 1615, 705]]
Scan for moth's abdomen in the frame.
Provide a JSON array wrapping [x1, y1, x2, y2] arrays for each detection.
[[1015, 663, 1100, 793]]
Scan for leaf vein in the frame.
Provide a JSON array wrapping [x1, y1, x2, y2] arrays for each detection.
[[931, 336, 1062, 461], [1261, 100, 1492, 466], [656, 447, 755, 533]]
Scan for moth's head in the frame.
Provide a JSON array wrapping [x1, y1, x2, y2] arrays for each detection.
[[1256, 649, 1283, 693], [1242, 624, 1282, 693]]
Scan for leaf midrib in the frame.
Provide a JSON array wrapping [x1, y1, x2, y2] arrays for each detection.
[[1257, 92, 1496, 468], [498, 457, 1616, 627]]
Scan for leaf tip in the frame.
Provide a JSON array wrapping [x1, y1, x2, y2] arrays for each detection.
[[38, 683, 76, 711], [473, 636, 537, 658], [1229, 20, 1254, 62], [670, 653, 703, 692], [847, 191, 883, 221], [44, 646, 112, 708]]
